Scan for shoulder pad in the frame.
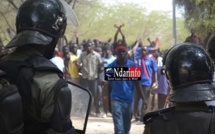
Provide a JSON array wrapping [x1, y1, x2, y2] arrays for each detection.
[[143, 107, 175, 124], [27, 55, 63, 75]]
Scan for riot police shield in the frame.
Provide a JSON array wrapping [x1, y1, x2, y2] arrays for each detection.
[[67, 81, 92, 134]]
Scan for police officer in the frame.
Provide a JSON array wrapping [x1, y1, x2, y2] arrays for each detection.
[[0, 0, 77, 133], [143, 43, 215, 134]]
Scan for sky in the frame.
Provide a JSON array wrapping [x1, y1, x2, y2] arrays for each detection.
[[103, 0, 173, 12]]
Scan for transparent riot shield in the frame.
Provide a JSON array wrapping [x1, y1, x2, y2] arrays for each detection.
[[67, 81, 92, 134]]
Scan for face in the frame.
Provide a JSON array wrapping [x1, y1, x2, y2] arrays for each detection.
[[86, 42, 94, 53], [71, 44, 78, 53], [142, 47, 148, 57], [63, 46, 69, 55], [152, 50, 159, 58], [116, 49, 127, 60], [105, 49, 112, 57], [117, 39, 123, 45]]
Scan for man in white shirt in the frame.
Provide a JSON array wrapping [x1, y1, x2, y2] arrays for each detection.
[[50, 48, 65, 72]]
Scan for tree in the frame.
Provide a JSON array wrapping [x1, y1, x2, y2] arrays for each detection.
[[0, 0, 189, 50], [69, 2, 188, 50], [0, 1, 21, 44], [0, 0, 81, 45], [175, 0, 215, 39]]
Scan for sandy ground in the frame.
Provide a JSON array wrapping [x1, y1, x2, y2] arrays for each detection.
[[85, 116, 144, 134], [70, 85, 157, 134], [84, 94, 158, 134]]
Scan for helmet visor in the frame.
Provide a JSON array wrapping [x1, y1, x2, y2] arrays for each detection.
[[59, 0, 79, 27]]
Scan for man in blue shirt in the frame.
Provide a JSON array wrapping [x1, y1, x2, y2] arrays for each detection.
[[132, 38, 159, 64], [107, 44, 144, 134], [134, 46, 158, 123]]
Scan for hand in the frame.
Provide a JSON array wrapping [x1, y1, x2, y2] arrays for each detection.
[[74, 31, 78, 37], [165, 96, 169, 103], [153, 82, 158, 87], [143, 102, 148, 110], [108, 38, 112, 42], [114, 24, 118, 28], [114, 23, 125, 31], [73, 60, 79, 66], [100, 81, 108, 88], [150, 83, 158, 95], [101, 61, 107, 66], [120, 23, 125, 27]]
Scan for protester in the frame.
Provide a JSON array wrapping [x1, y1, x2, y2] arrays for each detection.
[[107, 25, 144, 134], [185, 28, 203, 46], [100, 45, 116, 118], [68, 42, 80, 84], [62, 45, 72, 79], [50, 48, 65, 72], [76, 40, 105, 117], [134, 46, 158, 124], [157, 65, 169, 109]]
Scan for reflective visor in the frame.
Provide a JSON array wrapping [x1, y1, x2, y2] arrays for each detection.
[[59, 0, 79, 27]]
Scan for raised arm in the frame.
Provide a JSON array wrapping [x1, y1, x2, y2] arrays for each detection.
[[118, 24, 126, 44], [74, 31, 79, 45], [151, 38, 160, 51], [147, 37, 153, 47], [114, 24, 120, 44], [132, 38, 141, 55]]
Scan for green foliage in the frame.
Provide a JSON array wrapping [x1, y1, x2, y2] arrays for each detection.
[[0, 1, 18, 45], [175, 0, 215, 38], [0, 0, 189, 50], [68, 2, 187, 50]]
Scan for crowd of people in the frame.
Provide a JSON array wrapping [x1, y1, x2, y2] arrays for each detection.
[[32, 23, 170, 133], [0, 19, 213, 134], [44, 25, 213, 133], [0, 0, 215, 133]]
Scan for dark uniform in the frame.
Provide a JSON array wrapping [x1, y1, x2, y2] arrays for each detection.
[[143, 43, 215, 134], [0, 0, 78, 134]]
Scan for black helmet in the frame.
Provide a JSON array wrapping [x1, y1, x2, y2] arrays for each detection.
[[17, 0, 67, 37], [6, 0, 71, 48], [164, 43, 215, 102]]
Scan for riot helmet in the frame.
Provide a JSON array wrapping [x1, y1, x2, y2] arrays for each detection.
[[6, 0, 78, 59], [163, 43, 215, 102]]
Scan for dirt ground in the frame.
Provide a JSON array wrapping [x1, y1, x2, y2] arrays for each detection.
[[85, 116, 144, 134], [70, 90, 158, 134], [84, 94, 158, 134]]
